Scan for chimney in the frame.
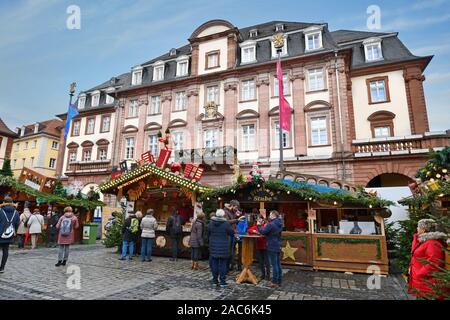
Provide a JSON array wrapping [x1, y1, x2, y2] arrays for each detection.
[[34, 123, 39, 134]]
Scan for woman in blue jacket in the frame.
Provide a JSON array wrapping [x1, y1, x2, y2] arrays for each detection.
[[208, 209, 233, 287], [258, 210, 283, 287]]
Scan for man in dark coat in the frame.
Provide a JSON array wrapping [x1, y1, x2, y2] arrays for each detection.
[[225, 200, 241, 271], [46, 210, 60, 248], [167, 209, 184, 261], [208, 209, 233, 287], [120, 213, 138, 260], [258, 210, 283, 288], [0, 196, 20, 273]]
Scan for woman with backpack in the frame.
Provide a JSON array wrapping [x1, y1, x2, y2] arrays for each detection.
[[0, 196, 20, 273], [120, 212, 139, 261], [28, 209, 44, 249], [55, 206, 79, 267], [189, 212, 205, 270], [140, 209, 158, 262]]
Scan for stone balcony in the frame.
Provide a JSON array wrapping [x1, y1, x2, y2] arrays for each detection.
[[174, 146, 237, 165], [352, 131, 449, 158], [66, 160, 111, 175]]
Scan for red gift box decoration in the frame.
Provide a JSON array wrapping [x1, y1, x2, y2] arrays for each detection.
[[141, 151, 155, 164], [111, 171, 122, 180], [156, 148, 172, 168], [183, 164, 204, 181]]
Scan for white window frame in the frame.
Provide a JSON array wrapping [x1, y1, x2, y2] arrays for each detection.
[[370, 80, 387, 103], [275, 122, 290, 149], [240, 41, 257, 64], [149, 96, 161, 115], [148, 134, 159, 156], [310, 116, 328, 146], [30, 157, 34, 167], [101, 116, 111, 132], [32, 140, 37, 148], [131, 66, 143, 86], [105, 88, 114, 104], [52, 141, 58, 149], [49, 158, 56, 169], [129, 100, 139, 118], [72, 121, 80, 136], [69, 151, 77, 163], [241, 124, 256, 152], [78, 94, 86, 109], [206, 85, 219, 104], [204, 129, 219, 148], [153, 61, 165, 81], [241, 80, 255, 101], [174, 91, 187, 111], [305, 32, 323, 51], [308, 68, 325, 92], [364, 38, 383, 62], [24, 142, 28, 150], [207, 52, 219, 69], [91, 91, 100, 107], [172, 132, 184, 151], [374, 126, 391, 138], [125, 137, 135, 160], [86, 118, 95, 134], [176, 56, 189, 77], [274, 74, 290, 97], [83, 150, 91, 162], [98, 149, 108, 161]]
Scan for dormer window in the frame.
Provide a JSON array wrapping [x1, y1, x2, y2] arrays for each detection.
[[249, 29, 258, 38], [105, 87, 115, 104], [91, 90, 100, 107], [131, 66, 143, 86], [153, 61, 165, 81], [78, 94, 86, 109], [275, 23, 284, 32], [240, 41, 257, 64], [304, 26, 323, 51], [271, 35, 288, 58], [169, 48, 177, 56], [363, 38, 383, 62], [176, 56, 189, 77]]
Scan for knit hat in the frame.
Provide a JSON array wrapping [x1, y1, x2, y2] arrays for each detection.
[[418, 219, 437, 233], [215, 209, 225, 218], [4, 195, 13, 203]]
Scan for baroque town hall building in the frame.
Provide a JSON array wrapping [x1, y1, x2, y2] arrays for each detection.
[[57, 20, 449, 200]]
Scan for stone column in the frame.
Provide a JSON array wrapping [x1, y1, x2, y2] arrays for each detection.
[[404, 66, 430, 134], [136, 95, 149, 156], [256, 73, 270, 160], [186, 85, 200, 150], [113, 99, 127, 166], [223, 78, 239, 148], [227, 34, 237, 69], [190, 43, 199, 77], [291, 65, 307, 156]]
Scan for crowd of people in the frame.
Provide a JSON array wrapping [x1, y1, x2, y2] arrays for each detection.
[[0, 196, 447, 299], [0, 196, 80, 272]]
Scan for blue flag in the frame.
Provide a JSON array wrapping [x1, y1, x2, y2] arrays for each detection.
[[64, 103, 79, 139]]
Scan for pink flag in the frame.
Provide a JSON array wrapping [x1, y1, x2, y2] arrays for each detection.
[[276, 58, 291, 132]]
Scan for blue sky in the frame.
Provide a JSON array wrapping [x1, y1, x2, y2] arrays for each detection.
[[0, 0, 449, 131]]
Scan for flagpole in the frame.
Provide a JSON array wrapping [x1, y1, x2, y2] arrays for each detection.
[[276, 49, 284, 172], [58, 82, 76, 179]]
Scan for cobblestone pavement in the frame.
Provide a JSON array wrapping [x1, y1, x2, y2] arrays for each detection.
[[0, 243, 412, 300]]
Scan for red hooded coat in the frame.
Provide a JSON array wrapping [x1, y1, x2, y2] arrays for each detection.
[[408, 232, 448, 299]]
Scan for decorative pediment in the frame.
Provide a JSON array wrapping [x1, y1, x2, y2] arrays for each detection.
[[304, 100, 331, 112], [268, 106, 294, 116], [67, 142, 79, 149], [168, 119, 188, 128], [367, 111, 396, 122], [144, 122, 162, 131], [190, 19, 235, 39], [197, 112, 225, 122], [81, 140, 94, 148], [96, 139, 110, 146], [122, 125, 139, 133], [236, 109, 260, 120]]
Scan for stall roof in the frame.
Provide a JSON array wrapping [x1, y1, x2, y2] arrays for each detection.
[[99, 163, 212, 194], [280, 180, 349, 195]]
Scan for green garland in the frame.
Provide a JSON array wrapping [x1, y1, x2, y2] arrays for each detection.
[[0, 175, 104, 209], [200, 179, 393, 209], [281, 235, 308, 248], [316, 237, 382, 259]]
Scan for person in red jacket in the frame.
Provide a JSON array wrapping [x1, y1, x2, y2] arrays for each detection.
[[248, 218, 271, 280], [408, 219, 448, 300]]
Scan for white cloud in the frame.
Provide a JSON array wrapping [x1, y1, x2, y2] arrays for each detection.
[[412, 0, 449, 10], [381, 13, 450, 31], [413, 43, 450, 55]]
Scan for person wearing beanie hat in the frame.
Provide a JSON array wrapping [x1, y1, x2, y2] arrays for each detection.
[[208, 208, 233, 287], [408, 218, 448, 299], [0, 196, 20, 273]]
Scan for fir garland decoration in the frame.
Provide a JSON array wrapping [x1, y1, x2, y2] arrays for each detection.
[[316, 237, 382, 259]]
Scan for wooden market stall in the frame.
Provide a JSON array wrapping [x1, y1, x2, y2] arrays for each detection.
[[201, 177, 392, 275], [99, 160, 212, 258], [0, 169, 104, 244]]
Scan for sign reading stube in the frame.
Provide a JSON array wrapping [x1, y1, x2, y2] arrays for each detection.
[[249, 187, 277, 202]]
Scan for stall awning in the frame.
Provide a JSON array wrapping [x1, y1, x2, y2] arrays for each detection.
[[99, 163, 212, 194], [280, 180, 349, 195]]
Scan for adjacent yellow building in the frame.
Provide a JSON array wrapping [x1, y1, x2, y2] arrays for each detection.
[[11, 119, 63, 178]]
